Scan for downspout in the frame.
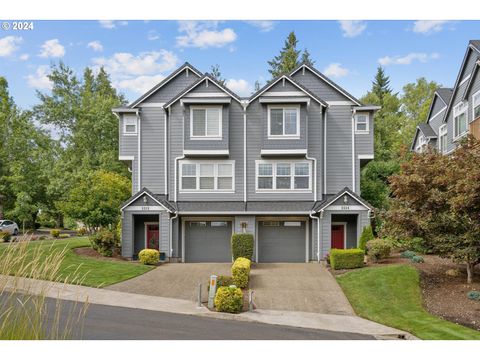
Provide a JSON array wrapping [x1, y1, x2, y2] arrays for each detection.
[[136, 108, 141, 192], [323, 108, 327, 195], [243, 103, 247, 203], [173, 105, 185, 203], [351, 108, 356, 193], [164, 111, 168, 195]]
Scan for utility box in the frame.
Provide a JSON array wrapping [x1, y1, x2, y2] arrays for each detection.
[[207, 275, 217, 309]]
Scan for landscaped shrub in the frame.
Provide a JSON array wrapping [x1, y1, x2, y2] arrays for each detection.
[[400, 250, 416, 259], [89, 230, 117, 257], [366, 239, 392, 262], [404, 237, 428, 254], [411, 255, 424, 263], [208, 275, 236, 292], [59, 234, 70, 239], [50, 229, 61, 238], [231, 233, 254, 261], [214, 286, 243, 313], [359, 225, 374, 251], [0, 231, 11, 243], [116, 220, 122, 247], [77, 227, 87, 236], [330, 249, 364, 270], [231, 257, 251, 288], [138, 249, 159, 265], [467, 291, 480, 301]]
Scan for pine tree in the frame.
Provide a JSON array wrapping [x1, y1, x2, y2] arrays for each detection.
[[372, 66, 392, 103], [253, 80, 261, 93], [301, 48, 315, 66], [267, 31, 301, 78], [210, 64, 226, 86]]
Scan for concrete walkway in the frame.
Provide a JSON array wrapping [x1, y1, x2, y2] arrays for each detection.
[[249, 263, 355, 315], [0, 275, 415, 339]]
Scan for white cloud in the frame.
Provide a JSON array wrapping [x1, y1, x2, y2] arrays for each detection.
[[246, 21, 275, 32], [412, 20, 452, 34], [98, 20, 128, 29], [26, 65, 52, 89], [0, 36, 22, 57], [117, 74, 165, 94], [147, 30, 160, 41], [39, 39, 65, 58], [338, 20, 367, 38], [19, 53, 29, 61], [378, 52, 440, 66], [87, 41, 103, 52], [323, 63, 349, 78], [176, 21, 237, 48], [226, 79, 252, 96]]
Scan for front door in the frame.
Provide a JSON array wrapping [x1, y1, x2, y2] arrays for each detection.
[[331, 224, 345, 249], [146, 224, 159, 250]]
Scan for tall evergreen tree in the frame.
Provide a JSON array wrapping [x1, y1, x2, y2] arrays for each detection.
[[371, 66, 392, 103], [301, 48, 315, 66], [268, 31, 302, 78], [210, 64, 226, 86]]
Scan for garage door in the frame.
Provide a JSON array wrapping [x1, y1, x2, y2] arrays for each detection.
[[258, 220, 306, 263], [184, 220, 232, 262]]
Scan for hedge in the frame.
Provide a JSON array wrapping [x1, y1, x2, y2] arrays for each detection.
[[330, 248, 364, 270], [232, 257, 251, 288], [138, 249, 159, 265], [231, 233, 254, 261], [214, 286, 243, 313]]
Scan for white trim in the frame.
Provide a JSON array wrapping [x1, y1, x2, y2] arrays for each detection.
[[316, 189, 373, 212], [438, 124, 448, 154], [183, 93, 230, 98], [259, 97, 310, 104], [180, 211, 312, 215], [119, 155, 134, 161], [351, 109, 356, 192], [453, 101, 469, 140], [261, 91, 306, 97], [332, 222, 347, 249], [354, 112, 369, 134], [326, 101, 356, 106], [323, 109, 327, 195], [472, 89, 480, 121], [267, 104, 301, 139], [243, 107, 247, 203], [120, 190, 172, 212], [123, 114, 138, 136], [290, 64, 361, 106], [326, 205, 368, 211], [144, 222, 159, 250], [255, 160, 312, 193], [179, 159, 235, 193], [184, 150, 229, 156], [181, 98, 231, 105], [137, 110, 141, 191], [122, 205, 170, 212], [358, 154, 374, 160], [137, 103, 166, 107], [459, 74, 471, 86], [164, 112, 168, 195], [189, 105, 223, 140], [428, 107, 447, 122], [260, 149, 307, 156]]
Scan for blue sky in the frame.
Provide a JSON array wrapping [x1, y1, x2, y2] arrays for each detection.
[[1, 20, 479, 108]]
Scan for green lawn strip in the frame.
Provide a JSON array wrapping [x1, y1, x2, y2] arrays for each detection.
[[336, 264, 480, 340], [0, 238, 153, 288]]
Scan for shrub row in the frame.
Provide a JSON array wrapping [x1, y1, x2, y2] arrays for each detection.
[[231, 233, 254, 261], [330, 249, 364, 270], [231, 257, 251, 288], [214, 286, 243, 313]]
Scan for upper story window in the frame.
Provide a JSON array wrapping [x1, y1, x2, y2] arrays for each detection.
[[190, 106, 222, 140], [256, 161, 311, 192], [473, 90, 480, 121], [268, 105, 300, 139], [415, 134, 427, 153], [180, 161, 234, 192], [355, 113, 369, 134], [453, 101, 468, 139], [123, 115, 137, 135], [438, 124, 447, 154]]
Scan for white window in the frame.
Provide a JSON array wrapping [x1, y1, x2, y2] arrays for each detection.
[[473, 90, 480, 121], [123, 115, 137, 135], [180, 161, 234, 192], [438, 125, 447, 154], [256, 161, 311, 191], [268, 105, 300, 138], [355, 113, 369, 134], [453, 102, 468, 139], [415, 134, 428, 153], [190, 106, 222, 139]]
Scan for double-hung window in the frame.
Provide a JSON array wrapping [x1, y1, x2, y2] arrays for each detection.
[[438, 125, 447, 154], [268, 106, 300, 138], [453, 102, 468, 139], [180, 161, 234, 192], [123, 115, 137, 135], [416, 134, 427, 152], [473, 90, 480, 121], [355, 113, 369, 134], [256, 161, 311, 191], [190, 106, 222, 139]]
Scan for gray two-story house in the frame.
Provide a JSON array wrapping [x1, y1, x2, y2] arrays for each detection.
[[412, 40, 480, 153], [113, 62, 378, 263]]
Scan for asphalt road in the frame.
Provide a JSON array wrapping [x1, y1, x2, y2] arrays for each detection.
[[2, 294, 374, 340]]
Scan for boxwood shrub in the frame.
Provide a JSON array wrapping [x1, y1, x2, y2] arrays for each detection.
[[232, 257, 251, 288], [138, 249, 159, 265], [214, 286, 243, 313], [231, 233, 254, 261], [330, 248, 364, 270], [366, 239, 392, 262]]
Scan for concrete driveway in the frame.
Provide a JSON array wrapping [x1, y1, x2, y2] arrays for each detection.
[[107, 263, 231, 302], [249, 263, 354, 315]]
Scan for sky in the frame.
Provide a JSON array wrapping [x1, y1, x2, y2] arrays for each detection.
[[1, 20, 479, 109]]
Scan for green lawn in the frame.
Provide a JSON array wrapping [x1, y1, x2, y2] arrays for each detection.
[[336, 264, 480, 340], [0, 238, 153, 288]]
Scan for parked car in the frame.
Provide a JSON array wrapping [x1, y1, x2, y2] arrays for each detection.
[[0, 220, 19, 236]]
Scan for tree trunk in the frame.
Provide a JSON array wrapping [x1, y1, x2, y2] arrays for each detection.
[[466, 263, 474, 284]]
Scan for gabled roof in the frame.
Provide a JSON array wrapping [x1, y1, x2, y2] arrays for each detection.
[[418, 123, 437, 138], [313, 187, 373, 212], [436, 88, 453, 105], [248, 74, 328, 107], [470, 40, 480, 52], [129, 62, 203, 108], [463, 59, 480, 100], [121, 187, 176, 212], [163, 74, 243, 108], [290, 63, 362, 106]]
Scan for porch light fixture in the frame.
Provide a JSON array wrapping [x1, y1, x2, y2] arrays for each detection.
[[343, 195, 348, 204], [143, 195, 148, 204]]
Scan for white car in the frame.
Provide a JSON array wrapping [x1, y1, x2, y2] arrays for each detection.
[[0, 220, 19, 236]]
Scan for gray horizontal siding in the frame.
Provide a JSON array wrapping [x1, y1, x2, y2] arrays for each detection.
[[265, 80, 299, 93], [121, 211, 133, 258], [292, 68, 351, 102], [142, 69, 200, 103], [184, 105, 229, 151]]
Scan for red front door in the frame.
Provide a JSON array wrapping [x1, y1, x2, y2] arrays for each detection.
[[146, 224, 159, 250], [331, 224, 345, 249]]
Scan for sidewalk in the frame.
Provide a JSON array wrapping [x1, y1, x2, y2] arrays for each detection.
[[0, 275, 415, 339]]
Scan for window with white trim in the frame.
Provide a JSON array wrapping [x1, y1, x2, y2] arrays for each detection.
[[256, 161, 311, 191], [473, 90, 480, 120], [415, 134, 428, 153], [453, 102, 468, 139], [123, 115, 137, 135], [268, 105, 300, 138], [190, 106, 222, 139], [180, 161, 234, 192], [438, 124, 447, 154], [355, 113, 369, 133]]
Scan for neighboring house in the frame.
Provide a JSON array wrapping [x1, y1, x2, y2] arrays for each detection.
[[412, 40, 480, 154], [113, 62, 379, 263]]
